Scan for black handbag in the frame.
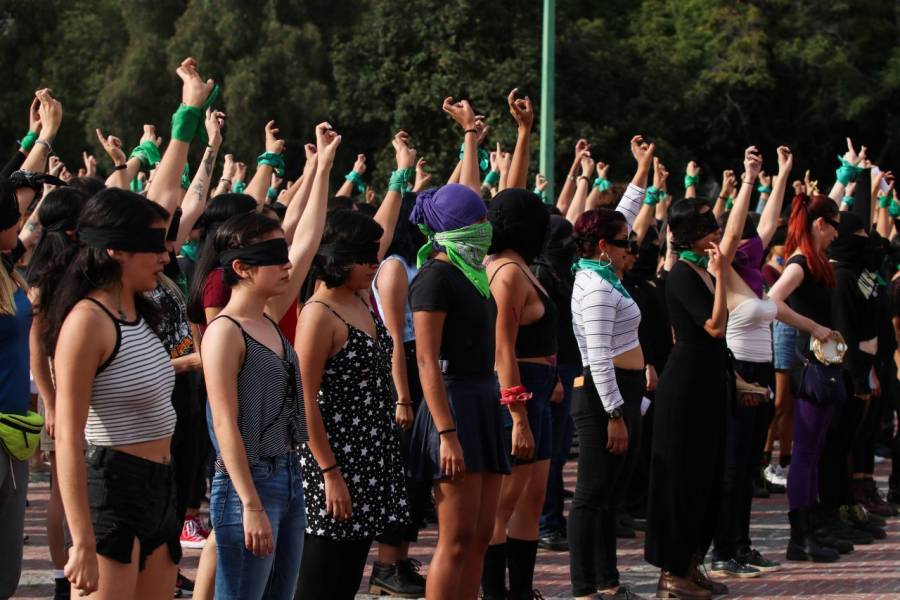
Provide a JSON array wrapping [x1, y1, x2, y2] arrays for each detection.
[[797, 361, 846, 406]]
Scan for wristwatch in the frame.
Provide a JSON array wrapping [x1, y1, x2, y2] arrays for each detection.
[[607, 407, 623, 420]]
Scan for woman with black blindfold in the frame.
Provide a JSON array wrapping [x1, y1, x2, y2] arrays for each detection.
[[294, 131, 413, 599], [200, 122, 338, 600]]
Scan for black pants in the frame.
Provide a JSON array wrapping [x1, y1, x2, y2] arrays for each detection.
[[295, 534, 373, 599], [818, 385, 866, 510], [851, 389, 882, 474], [170, 372, 209, 523], [712, 360, 772, 561], [568, 368, 643, 596]]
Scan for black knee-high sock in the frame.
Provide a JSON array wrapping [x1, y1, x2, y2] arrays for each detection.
[[481, 542, 507, 597], [506, 537, 538, 597]]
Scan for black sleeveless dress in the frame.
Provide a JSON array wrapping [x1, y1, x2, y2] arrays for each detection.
[[299, 301, 409, 540]]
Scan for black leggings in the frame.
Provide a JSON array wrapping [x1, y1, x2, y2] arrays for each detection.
[[295, 535, 373, 600], [818, 383, 866, 510], [568, 368, 644, 596]]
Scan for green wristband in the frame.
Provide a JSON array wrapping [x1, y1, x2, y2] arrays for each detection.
[[593, 177, 611, 192], [878, 195, 891, 209], [181, 164, 191, 191], [835, 155, 865, 185], [658, 190, 668, 202], [757, 185, 772, 194], [841, 196, 854, 207], [533, 187, 550, 204], [484, 170, 500, 187], [267, 187, 278, 200], [684, 174, 700, 189], [344, 170, 366, 194], [232, 181, 247, 194], [388, 167, 414, 193], [458, 143, 490, 173], [18, 130, 38, 151], [130, 177, 144, 193], [257, 152, 285, 177], [890, 201, 900, 219], [129, 140, 162, 170], [724, 197, 734, 210], [171, 103, 204, 143], [644, 186, 661, 205]]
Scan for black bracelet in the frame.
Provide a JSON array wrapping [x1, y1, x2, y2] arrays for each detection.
[[438, 428, 457, 436], [321, 463, 339, 474], [464, 128, 478, 136], [114, 163, 127, 171]]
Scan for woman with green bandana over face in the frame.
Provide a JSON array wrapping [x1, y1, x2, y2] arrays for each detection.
[[644, 184, 733, 598]]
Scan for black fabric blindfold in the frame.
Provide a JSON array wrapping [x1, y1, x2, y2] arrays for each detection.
[[78, 226, 167, 253], [317, 241, 379, 265], [219, 238, 289, 267]]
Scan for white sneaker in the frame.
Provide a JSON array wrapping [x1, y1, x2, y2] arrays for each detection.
[[764, 464, 787, 487]]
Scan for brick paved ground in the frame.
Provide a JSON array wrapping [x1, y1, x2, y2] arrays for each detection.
[[14, 461, 900, 599]]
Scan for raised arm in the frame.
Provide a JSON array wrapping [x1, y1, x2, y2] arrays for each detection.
[[719, 147, 762, 264], [634, 157, 667, 242], [148, 58, 214, 226], [337, 154, 366, 198], [442, 96, 480, 193], [565, 153, 594, 224], [374, 131, 415, 261], [176, 110, 225, 252], [704, 244, 729, 338], [265, 122, 339, 321], [18, 89, 62, 213], [757, 146, 792, 247], [281, 144, 318, 241], [245, 121, 285, 207], [684, 161, 700, 200], [212, 154, 236, 197], [828, 137, 867, 204], [505, 88, 534, 190], [713, 170, 736, 219], [556, 139, 589, 215]]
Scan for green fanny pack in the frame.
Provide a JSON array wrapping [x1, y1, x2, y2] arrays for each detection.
[[0, 411, 44, 461]]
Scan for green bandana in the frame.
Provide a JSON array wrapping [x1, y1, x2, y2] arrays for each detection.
[[878, 194, 891, 209], [757, 184, 772, 194], [345, 170, 366, 194], [724, 197, 734, 210], [388, 168, 414, 193], [180, 239, 199, 262], [684, 174, 700, 189], [573, 258, 630, 298], [232, 181, 247, 194], [181, 164, 191, 190], [679, 249, 709, 268], [841, 196, 854, 207], [458, 144, 491, 173], [644, 186, 661, 205], [484, 170, 500, 188], [130, 177, 144, 193], [257, 152, 285, 178], [416, 222, 493, 298], [835, 155, 865, 185], [130, 140, 162, 170], [593, 177, 611, 192], [18, 130, 38, 151]]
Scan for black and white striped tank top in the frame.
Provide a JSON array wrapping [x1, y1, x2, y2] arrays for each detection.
[[85, 297, 176, 446], [212, 314, 307, 473]]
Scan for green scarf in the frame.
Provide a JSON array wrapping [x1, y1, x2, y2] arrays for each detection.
[[679, 249, 709, 268], [180, 239, 199, 262], [573, 258, 630, 298], [416, 222, 493, 298]]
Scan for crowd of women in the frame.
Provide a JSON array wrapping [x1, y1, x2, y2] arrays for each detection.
[[2, 57, 900, 600]]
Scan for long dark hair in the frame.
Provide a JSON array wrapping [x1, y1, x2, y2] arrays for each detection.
[[42, 188, 169, 357], [384, 192, 426, 265], [312, 209, 383, 288], [27, 187, 89, 290], [186, 194, 257, 323]]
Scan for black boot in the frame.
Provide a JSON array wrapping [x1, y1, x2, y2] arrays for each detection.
[[786, 509, 840, 563], [481, 542, 508, 600], [810, 506, 855, 554], [368, 560, 425, 598], [397, 558, 426, 589], [507, 537, 540, 600], [53, 577, 71, 600]]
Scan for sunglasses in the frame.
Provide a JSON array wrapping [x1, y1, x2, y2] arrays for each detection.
[[628, 241, 640, 255], [605, 238, 630, 249], [823, 217, 840, 231]]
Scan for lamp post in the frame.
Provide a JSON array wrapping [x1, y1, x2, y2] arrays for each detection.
[[539, 0, 555, 203]]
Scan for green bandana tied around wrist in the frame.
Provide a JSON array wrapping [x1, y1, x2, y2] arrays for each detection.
[[724, 197, 734, 210], [679, 249, 709, 269], [345, 170, 366, 194], [533, 187, 550, 204], [18, 131, 38, 151], [573, 258, 630, 299], [180, 239, 199, 262], [130, 177, 144, 193], [232, 181, 247, 194], [181, 164, 191, 191], [484, 170, 500, 187], [458, 144, 490, 173], [757, 185, 772, 194], [878, 195, 891, 209], [267, 187, 278, 200], [388, 167, 414, 193], [890, 201, 900, 219], [684, 174, 700, 189], [835, 155, 865, 185], [416, 221, 492, 298], [644, 186, 661, 205], [659, 190, 668, 202], [841, 196, 854, 207], [593, 177, 611, 192], [171, 103, 204, 144], [129, 140, 162, 170], [257, 152, 285, 178]]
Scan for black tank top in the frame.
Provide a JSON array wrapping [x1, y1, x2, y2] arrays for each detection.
[[490, 261, 559, 358]]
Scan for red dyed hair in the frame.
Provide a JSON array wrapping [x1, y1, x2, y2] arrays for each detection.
[[784, 193, 836, 288]]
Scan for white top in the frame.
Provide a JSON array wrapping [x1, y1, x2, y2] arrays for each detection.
[[372, 254, 418, 343], [726, 297, 778, 363], [571, 183, 644, 411]]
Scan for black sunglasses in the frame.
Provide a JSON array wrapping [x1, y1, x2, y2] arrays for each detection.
[[823, 217, 840, 231], [628, 241, 640, 255], [605, 238, 630, 249]]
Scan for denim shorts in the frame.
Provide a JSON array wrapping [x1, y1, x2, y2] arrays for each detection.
[[773, 320, 803, 371], [82, 445, 181, 569]]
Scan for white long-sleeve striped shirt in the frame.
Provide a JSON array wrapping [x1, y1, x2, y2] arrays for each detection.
[[571, 183, 644, 411]]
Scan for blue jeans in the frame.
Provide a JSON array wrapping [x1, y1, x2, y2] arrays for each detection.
[[211, 453, 306, 600], [540, 362, 579, 534]]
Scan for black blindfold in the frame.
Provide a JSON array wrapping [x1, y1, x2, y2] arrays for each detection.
[[78, 226, 167, 253], [220, 238, 290, 267]]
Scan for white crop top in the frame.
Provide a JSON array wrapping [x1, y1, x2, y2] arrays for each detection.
[[726, 297, 778, 363], [571, 183, 644, 411], [85, 299, 176, 446]]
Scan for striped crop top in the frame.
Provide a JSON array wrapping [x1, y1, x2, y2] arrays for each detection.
[[85, 298, 176, 446], [570, 183, 644, 412]]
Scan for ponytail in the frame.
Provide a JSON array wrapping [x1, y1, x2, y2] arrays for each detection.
[[785, 193, 836, 288]]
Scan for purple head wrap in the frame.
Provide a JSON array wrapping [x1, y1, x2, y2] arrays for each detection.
[[733, 235, 765, 298], [409, 184, 486, 233]]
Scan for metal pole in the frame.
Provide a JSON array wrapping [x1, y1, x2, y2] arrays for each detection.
[[540, 0, 555, 203]]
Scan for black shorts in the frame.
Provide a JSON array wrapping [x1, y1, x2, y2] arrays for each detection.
[[82, 445, 182, 569]]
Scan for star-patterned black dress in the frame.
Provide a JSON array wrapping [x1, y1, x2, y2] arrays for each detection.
[[299, 300, 410, 540]]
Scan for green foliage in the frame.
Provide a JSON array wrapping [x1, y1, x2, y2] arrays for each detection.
[[2, 0, 900, 195]]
